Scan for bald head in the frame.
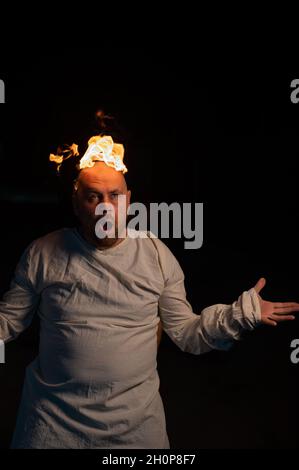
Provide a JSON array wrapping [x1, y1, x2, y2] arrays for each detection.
[[72, 161, 131, 249], [76, 161, 128, 193]]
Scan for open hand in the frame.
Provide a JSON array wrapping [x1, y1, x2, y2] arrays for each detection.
[[254, 278, 299, 326]]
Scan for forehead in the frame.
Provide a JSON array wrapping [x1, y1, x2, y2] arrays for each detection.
[[77, 163, 126, 191]]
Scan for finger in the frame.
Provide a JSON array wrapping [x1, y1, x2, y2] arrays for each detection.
[[273, 302, 299, 309], [263, 318, 277, 326], [254, 277, 266, 294], [269, 314, 295, 321], [273, 307, 299, 314]]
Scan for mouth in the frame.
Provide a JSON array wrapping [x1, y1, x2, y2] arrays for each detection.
[[98, 219, 115, 238], [94, 214, 116, 240], [103, 221, 113, 231]]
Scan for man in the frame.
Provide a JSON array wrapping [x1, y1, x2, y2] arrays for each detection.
[[1, 133, 299, 449]]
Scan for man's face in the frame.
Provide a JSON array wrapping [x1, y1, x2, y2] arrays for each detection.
[[72, 162, 131, 248]]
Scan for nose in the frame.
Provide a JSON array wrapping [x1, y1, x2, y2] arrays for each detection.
[[103, 195, 111, 204]]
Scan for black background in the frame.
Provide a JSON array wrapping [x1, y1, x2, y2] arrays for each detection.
[[0, 47, 298, 449]]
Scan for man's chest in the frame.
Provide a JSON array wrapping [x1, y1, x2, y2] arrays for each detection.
[[38, 255, 165, 325]]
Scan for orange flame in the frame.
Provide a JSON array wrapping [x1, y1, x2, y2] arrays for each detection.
[[79, 135, 127, 174], [49, 136, 128, 174], [49, 143, 79, 172]]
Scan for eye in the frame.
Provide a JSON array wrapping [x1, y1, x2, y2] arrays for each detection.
[[110, 193, 119, 199], [87, 194, 98, 202]]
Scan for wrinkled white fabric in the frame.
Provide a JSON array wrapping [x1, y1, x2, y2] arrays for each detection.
[[0, 228, 261, 448]]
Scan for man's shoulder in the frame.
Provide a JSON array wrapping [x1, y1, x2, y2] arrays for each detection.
[[26, 227, 75, 256], [141, 230, 176, 256], [131, 230, 179, 280], [14, 228, 76, 279]]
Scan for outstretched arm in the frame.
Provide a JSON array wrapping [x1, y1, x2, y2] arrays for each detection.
[[158, 254, 299, 355]]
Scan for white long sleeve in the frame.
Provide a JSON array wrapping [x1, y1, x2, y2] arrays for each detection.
[[0, 242, 39, 343], [153, 237, 262, 354]]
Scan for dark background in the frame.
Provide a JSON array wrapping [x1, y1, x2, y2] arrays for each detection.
[[0, 47, 298, 448]]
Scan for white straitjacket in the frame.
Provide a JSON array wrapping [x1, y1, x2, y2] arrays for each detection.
[[0, 228, 261, 448]]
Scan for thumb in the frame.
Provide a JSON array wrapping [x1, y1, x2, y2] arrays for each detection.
[[254, 277, 266, 294]]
